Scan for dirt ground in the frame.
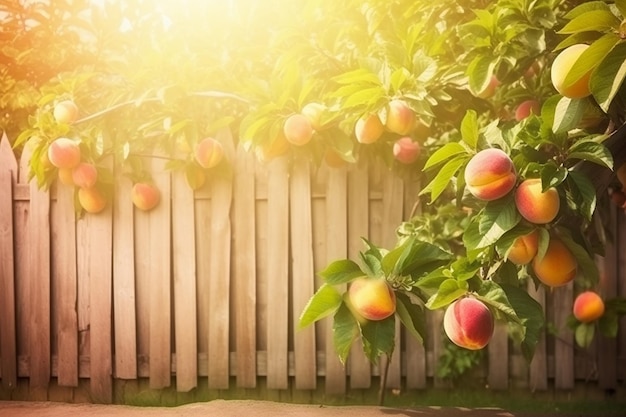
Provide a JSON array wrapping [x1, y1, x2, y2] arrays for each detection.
[[0, 399, 610, 417]]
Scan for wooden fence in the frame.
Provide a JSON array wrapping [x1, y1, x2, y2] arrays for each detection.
[[0, 131, 625, 404]]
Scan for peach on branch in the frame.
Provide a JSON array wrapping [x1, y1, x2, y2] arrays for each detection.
[[132, 182, 161, 211], [443, 297, 494, 350], [532, 238, 577, 287], [464, 148, 516, 201], [514, 100, 541, 121], [47, 138, 81, 169], [194, 137, 224, 169], [57, 168, 74, 186], [283, 114, 314, 146], [550, 44, 592, 99], [393, 137, 420, 164], [78, 186, 107, 214], [348, 276, 396, 321], [53, 100, 79, 124], [301, 102, 327, 131], [507, 229, 539, 265], [474, 75, 500, 99], [515, 178, 560, 224], [71, 162, 98, 188], [255, 132, 290, 163], [573, 291, 605, 323], [385, 99, 416, 135], [355, 113, 384, 144]]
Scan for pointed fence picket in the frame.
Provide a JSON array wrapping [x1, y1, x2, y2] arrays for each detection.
[[0, 130, 624, 404]]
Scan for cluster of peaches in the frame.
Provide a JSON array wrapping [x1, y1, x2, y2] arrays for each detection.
[[44, 100, 225, 214], [264, 99, 422, 166]]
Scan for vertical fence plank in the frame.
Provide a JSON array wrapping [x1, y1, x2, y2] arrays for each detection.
[[232, 145, 257, 388], [205, 130, 234, 389], [290, 158, 317, 390], [148, 162, 172, 389], [324, 166, 348, 394], [28, 161, 51, 400], [0, 134, 18, 390], [618, 212, 626, 383], [487, 322, 509, 389], [113, 177, 137, 379], [554, 283, 574, 389], [598, 223, 617, 389], [528, 283, 547, 391], [53, 184, 78, 387], [266, 157, 290, 390], [172, 170, 198, 392], [347, 162, 371, 388]]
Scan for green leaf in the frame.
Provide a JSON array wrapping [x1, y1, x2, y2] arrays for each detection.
[[343, 86, 386, 109], [425, 278, 468, 310], [298, 284, 343, 329], [575, 322, 595, 348], [395, 292, 426, 344], [319, 259, 364, 285], [360, 316, 396, 364], [567, 170, 598, 221], [558, 227, 599, 286], [615, 0, 626, 18], [564, 1, 611, 19], [540, 163, 568, 189], [567, 139, 613, 169], [460, 110, 479, 149], [382, 237, 453, 278], [598, 310, 619, 338], [501, 284, 545, 361], [333, 68, 381, 86], [476, 281, 520, 323], [551, 96, 586, 134], [557, 10, 620, 34], [475, 195, 521, 249], [420, 155, 468, 202], [333, 300, 360, 364], [466, 55, 496, 98], [590, 41, 626, 112], [563, 33, 619, 89], [423, 142, 468, 171]]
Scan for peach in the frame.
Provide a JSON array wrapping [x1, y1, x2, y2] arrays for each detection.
[[53, 100, 79, 124], [283, 114, 314, 146], [348, 276, 396, 321], [443, 297, 494, 350], [532, 238, 577, 287], [255, 132, 290, 162], [71, 162, 98, 188], [324, 148, 347, 168], [393, 137, 421, 164], [385, 99, 416, 135], [507, 229, 539, 265], [573, 291, 605, 323], [78, 186, 107, 214], [132, 182, 161, 211], [301, 102, 326, 130], [194, 137, 224, 169], [515, 100, 541, 121], [551, 44, 591, 99], [47, 138, 81, 169], [474, 75, 500, 99], [464, 148, 516, 201], [57, 167, 74, 186], [515, 178, 560, 224], [355, 113, 384, 144]]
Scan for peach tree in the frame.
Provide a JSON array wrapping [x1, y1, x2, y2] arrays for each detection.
[[5, 0, 626, 397]]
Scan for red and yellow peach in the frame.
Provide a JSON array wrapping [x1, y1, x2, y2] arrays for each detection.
[[443, 297, 494, 350], [464, 148, 516, 201], [515, 178, 560, 224], [348, 276, 396, 321]]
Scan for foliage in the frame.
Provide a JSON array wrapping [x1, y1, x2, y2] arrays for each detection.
[[3, 0, 626, 384]]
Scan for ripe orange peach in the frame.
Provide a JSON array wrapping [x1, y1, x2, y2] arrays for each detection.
[[283, 114, 314, 146], [551, 44, 592, 99], [348, 276, 396, 321], [301, 102, 327, 131], [324, 148, 347, 168], [71, 162, 98, 188], [507, 229, 539, 265], [532, 238, 577, 287], [47, 138, 81, 169], [132, 182, 161, 211], [255, 132, 290, 163], [355, 113, 384, 144], [53, 100, 79, 124], [474, 75, 500, 99], [515, 178, 560, 224], [464, 148, 516, 201], [385, 99, 416, 135], [393, 137, 421, 164], [194, 137, 224, 169], [443, 297, 494, 350], [57, 168, 74, 186], [573, 291, 605, 323], [78, 186, 107, 214], [515, 100, 541, 121]]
